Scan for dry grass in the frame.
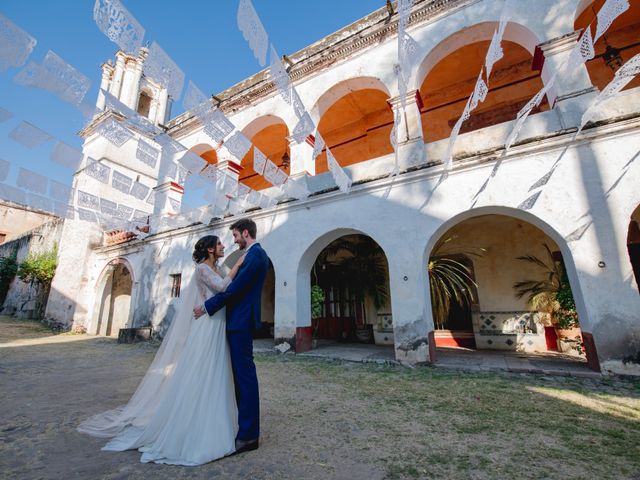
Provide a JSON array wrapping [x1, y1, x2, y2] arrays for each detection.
[[1, 316, 639, 480]]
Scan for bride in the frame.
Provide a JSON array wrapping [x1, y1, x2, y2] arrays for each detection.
[[78, 235, 244, 466]]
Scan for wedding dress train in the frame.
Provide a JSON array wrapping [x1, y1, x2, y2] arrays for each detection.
[[79, 263, 238, 466]]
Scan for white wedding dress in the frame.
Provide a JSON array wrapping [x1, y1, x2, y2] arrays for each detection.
[[78, 263, 238, 466]]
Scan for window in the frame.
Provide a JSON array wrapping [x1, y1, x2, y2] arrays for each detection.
[[170, 273, 181, 298], [137, 91, 152, 119]]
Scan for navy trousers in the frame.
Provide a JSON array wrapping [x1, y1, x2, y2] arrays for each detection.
[[226, 330, 260, 441]]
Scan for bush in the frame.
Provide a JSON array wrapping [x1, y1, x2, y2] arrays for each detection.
[[0, 256, 18, 304], [18, 248, 58, 286]]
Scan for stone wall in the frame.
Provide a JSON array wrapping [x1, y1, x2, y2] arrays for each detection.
[[0, 219, 64, 320]]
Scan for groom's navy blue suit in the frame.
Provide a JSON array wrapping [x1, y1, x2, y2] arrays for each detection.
[[204, 242, 268, 442]]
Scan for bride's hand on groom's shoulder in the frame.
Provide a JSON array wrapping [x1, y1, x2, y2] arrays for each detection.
[[234, 254, 246, 268]]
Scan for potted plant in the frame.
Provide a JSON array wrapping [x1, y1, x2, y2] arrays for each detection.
[[310, 284, 325, 348], [513, 243, 583, 353]]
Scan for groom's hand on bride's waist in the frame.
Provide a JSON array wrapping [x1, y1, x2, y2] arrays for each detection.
[[193, 305, 206, 319]]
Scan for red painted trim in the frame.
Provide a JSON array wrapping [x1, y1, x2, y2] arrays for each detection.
[[428, 330, 436, 363], [169, 182, 184, 193], [295, 326, 313, 353], [305, 134, 315, 147], [581, 332, 601, 372], [415, 90, 424, 110], [532, 45, 545, 71]]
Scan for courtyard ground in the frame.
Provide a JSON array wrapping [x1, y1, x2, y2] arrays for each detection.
[[0, 316, 639, 480]]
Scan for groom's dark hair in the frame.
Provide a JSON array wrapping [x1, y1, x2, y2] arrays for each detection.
[[230, 218, 257, 239]]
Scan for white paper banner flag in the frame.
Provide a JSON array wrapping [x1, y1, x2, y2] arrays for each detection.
[[144, 42, 185, 100], [8, 121, 52, 149], [130, 181, 150, 200], [185, 173, 207, 190], [246, 190, 261, 206], [215, 193, 229, 212], [0, 159, 9, 182], [395, 64, 409, 111], [0, 13, 37, 72], [146, 190, 156, 205], [312, 132, 325, 161], [132, 209, 150, 221], [237, 0, 269, 66], [594, 0, 630, 42], [327, 148, 352, 193], [263, 160, 287, 186], [485, 28, 504, 78], [26, 193, 52, 212], [114, 204, 133, 220], [78, 208, 98, 223], [203, 184, 218, 203], [49, 180, 73, 202], [154, 133, 185, 155], [84, 158, 111, 184], [269, 45, 292, 102], [578, 69, 636, 132], [95, 117, 132, 147], [77, 190, 101, 210], [291, 112, 315, 144], [93, 0, 145, 54], [100, 197, 118, 216], [224, 131, 252, 160], [182, 80, 208, 111], [219, 174, 239, 197], [282, 178, 310, 200], [17, 168, 47, 194], [615, 52, 640, 78], [136, 139, 159, 168], [112, 170, 133, 193], [178, 150, 206, 173], [399, 31, 420, 78], [236, 183, 251, 198], [228, 199, 245, 216], [253, 147, 267, 174], [567, 27, 595, 70], [103, 89, 159, 135], [50, 141, 84, 169], [469, 73, 489, 111], [505, 76, 555, 152], [0, 107, 14, 123], [398, 0, 413, 33], [0, 183, 27, 204], [200, 164, 219, 183], [203, 110, 235, 143], [41, 50, 91, 106], [163, 160, 178, 181]]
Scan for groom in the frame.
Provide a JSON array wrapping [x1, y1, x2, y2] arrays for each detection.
[[194, 218, 269, 454]]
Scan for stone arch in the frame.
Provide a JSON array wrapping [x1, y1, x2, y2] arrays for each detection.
[[310, 77, 394, 174], [238, 115, 290, 191], [626, 203, 640, 294], [90, 257, 136, 337], [189, 143, 218, 165], [422, 206, 597, 364], [296, 227, 392, 333], [415, 21, 555, 143]]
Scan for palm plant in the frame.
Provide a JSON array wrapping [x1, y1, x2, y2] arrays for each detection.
[[513, 243, 578, 328], [428, 236, 482, 329]]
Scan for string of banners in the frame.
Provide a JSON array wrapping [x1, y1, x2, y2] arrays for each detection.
[[237, 0, 352, 194]]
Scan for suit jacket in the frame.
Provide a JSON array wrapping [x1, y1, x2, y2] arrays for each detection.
[[204, 242, 269, 331]]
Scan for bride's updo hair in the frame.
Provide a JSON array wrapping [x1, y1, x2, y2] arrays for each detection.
[[192, 235, 219, 263]]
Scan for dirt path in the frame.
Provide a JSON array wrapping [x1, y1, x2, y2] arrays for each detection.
[[1, 316, 639, 479]]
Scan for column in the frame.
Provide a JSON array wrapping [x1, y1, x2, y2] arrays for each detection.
[[537, 32, 598, 127], [96, 62, 113, 111], [108, 51, 126, 99]]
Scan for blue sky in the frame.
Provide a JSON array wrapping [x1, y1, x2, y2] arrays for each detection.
[[0, 0, 385, 203]]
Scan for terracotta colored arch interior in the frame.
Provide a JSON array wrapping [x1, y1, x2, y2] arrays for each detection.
[[419, 40, 548, 143], [316, 88, 394, 174], [239, 123, 290, 191], [574, 0, 640, 92]]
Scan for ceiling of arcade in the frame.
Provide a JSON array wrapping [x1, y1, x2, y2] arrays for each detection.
[[575, 0, 640, 92], [420, 40, 548, 143]]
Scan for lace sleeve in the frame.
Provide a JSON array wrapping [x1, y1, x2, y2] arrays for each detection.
[[196, 264, 231, 293]]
